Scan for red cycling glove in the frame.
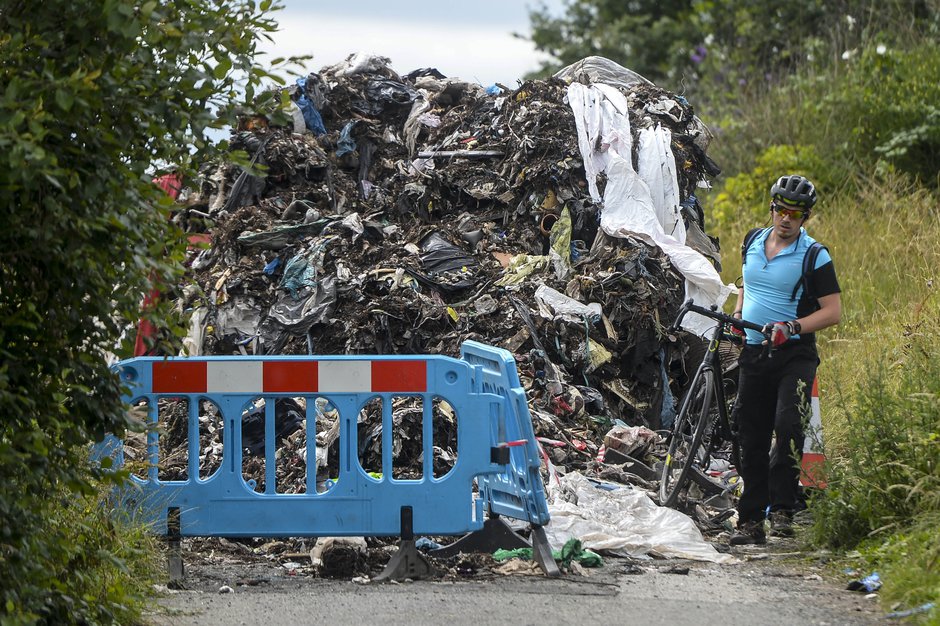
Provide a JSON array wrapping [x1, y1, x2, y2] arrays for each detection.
[[762, 321, 792, 347]]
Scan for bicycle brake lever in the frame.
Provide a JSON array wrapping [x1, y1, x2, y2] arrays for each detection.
[[762, 337, 773, 359]]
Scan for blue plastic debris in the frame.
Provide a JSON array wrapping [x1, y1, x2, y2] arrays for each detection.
[[280, 254, 317, 299], [415, 537, 443, 551], [846, 571, 881, 593], [336, 121, 358, 157], [295, 77, 327, 136], [886, 602, 935, 619], [263, 257, 281, 276]]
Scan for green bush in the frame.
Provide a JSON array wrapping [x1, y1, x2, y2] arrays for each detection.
[[710, 40, 940, 192], [0, 1, 292, 622], [808, 308, 940, 546], [823, 42, 940, 184], [3, 479, 164, 625], [710, 144, 826, 227]]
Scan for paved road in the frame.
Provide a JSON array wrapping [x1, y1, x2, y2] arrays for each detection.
[[148, 545, 883, 625]]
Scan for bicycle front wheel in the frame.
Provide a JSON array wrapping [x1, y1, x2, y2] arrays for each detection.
[[659, 368, 714, 507]]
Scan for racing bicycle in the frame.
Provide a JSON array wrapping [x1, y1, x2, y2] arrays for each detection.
[[658, 300, 771, 508]]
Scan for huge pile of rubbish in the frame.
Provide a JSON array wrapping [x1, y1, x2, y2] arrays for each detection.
[[156, 54, 735, 503]]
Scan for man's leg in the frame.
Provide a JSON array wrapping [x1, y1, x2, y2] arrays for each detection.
[[769, 350, 817, 514], [734, 347, 777, 523]]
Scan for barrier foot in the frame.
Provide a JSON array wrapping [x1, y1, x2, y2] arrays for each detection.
[[167, 507, 184, 582], [530, 525, 561, 578], [373, 539, 435, 582], [428, 516, 530, 558]]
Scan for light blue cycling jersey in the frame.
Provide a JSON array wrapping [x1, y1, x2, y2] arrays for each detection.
[[741, 227, 833, 345]]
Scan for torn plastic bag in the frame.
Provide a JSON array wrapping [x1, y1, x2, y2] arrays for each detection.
[[329, 52, 391, 77], [403, 267, 476, 294], [295, 76, 327, 136], [545, 472, 734, 564], [418, 232, 477, 274], [404, 67, 447, 80], [280, 254, 318, 299], [336, 121, 358, 157], [263, 256, 281, 276], [321, 212, 366, 242], [268, 274, 337, 334], [368, 79, 418, 106], [534, 284, 602, 325], [599, 154, 733, 335], [575, 385, 606, 414], [356, 79, 419, 115], [241, 398, 305, 456], [180, 307, 208, 357], [237, 220, 330, 250], [494, 254, 550, 287], [554, 56, 652, 91], [566, 82, 633, 202], [215, 296, 262, 338], [403, 95, 432, 155], [288, 102, 306, 134]]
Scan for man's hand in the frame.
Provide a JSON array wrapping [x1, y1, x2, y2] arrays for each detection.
[[762, 321, 792, 347]]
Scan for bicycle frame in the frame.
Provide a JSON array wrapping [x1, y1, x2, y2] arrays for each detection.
[[659, 300, 769, 507], [692, 321, 735, 470]]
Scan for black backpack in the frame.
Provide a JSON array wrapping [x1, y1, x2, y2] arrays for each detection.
[[741, 227, 827, 307]]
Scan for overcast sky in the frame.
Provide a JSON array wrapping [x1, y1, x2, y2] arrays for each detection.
[[259, 0, 567, 86]]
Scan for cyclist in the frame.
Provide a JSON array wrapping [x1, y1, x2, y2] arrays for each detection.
[[728, 174, 841, 545]]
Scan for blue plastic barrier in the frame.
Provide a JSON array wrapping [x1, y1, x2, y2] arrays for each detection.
[[96, 341, 551, 547]]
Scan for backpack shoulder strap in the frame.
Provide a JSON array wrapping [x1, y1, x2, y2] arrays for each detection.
[[741, 227, 765, 266], [791, 242, 827, 301]]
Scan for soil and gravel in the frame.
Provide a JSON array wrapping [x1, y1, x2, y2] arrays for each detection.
[[146, 533, 884, 625]]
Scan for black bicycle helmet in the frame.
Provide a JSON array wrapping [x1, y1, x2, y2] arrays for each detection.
[[770, 174, 817, 209]]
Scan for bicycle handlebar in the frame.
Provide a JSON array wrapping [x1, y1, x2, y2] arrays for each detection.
[[670, 300, 764, 334], [671, 300, 774, 357]]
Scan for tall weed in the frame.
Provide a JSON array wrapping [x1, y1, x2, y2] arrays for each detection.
[[3, 480, 163, 625]]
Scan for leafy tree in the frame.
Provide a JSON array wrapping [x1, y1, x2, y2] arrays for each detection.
[[525, 0, 939, 94], [0, 0, 289, 621], [526, 0, 700, 86]]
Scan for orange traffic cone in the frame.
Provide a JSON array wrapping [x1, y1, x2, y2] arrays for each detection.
[[800, 377, 827, 488]]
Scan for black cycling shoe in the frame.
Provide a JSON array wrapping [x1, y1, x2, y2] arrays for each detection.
[[729, 520, 767, 545], [769, 511, 795, 537]]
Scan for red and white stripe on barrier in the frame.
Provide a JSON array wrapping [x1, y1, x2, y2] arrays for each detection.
[[150, 360, 428, 394], [800, 377, 827, 488]]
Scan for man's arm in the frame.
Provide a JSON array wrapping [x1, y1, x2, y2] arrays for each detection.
[[795, 292, 841, 334], [732, 286, 744, 316]]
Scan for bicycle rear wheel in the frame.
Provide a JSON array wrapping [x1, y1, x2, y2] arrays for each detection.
[[659, 368, 714, 507]]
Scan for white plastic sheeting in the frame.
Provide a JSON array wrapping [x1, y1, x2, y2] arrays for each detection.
[[545, 472, 735, 564], [601, 155, 733, 335], [637, 125, 685, 244], [565, 82, 734, 335], [566, 83, 632, 203]]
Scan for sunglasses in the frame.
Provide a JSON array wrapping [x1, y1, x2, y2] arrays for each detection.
[[772, 204, 808, 220]]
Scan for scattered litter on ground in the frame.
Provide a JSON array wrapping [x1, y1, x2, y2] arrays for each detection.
[[847, 572, 882, 593], [885, 602, 935, 620]]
